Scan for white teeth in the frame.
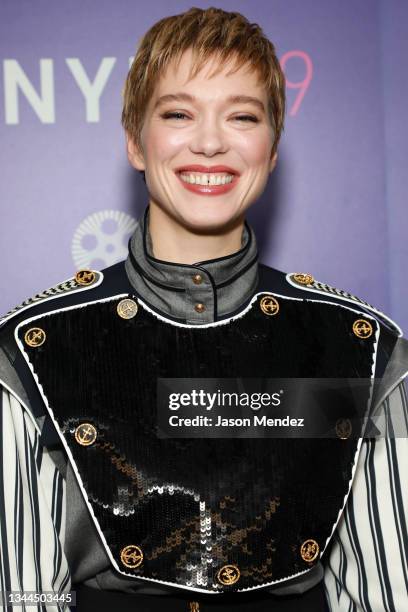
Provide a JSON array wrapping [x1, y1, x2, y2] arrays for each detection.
[[179, 173, 234, 185]]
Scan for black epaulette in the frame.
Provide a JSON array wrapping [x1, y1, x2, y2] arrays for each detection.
[[0, 269, 104, 329], [256, 264, 402, 337], [284, 271, 402, 337]]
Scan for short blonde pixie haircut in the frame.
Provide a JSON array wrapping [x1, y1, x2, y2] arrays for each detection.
[[121, 6, 286, 156]]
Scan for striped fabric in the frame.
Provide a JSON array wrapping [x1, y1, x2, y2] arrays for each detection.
[[0, 382, 407, 610], [324, 381, 408, 610], [0, 388, 71, 611]]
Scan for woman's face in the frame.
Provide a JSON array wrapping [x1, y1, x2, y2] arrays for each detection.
[[127, 48, 277, 231]]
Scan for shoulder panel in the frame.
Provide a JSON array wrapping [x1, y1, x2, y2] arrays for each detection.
[[286, 272, 402, 337], [0, 269, 104, 329]]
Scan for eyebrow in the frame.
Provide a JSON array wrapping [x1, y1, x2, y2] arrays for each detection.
[[154, 93, 265, 112]]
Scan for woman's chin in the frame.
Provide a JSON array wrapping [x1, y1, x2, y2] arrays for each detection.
[[172, 201, 242, 231], [179, 211, 240, 233]]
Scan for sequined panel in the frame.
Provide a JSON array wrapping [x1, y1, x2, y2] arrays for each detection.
[[19, 295, 378, 592]]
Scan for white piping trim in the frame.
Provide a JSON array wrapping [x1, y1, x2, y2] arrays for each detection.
[[320, 316, 380, 558], [137, 291, 277, 328], [286, 272, 403, 337], [0, 270, 104, 328], [13, 290, 381, 593], [12, 290, 285, 330], [10, 283, 384, 332], [136, 290, 385, 330], [14, 294, 129, 327]]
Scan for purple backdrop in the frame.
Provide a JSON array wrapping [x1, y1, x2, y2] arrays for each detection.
[[1, 0, 407, 331]]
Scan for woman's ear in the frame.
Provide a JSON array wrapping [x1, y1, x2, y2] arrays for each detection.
[[269, 151, 278, 173], [126, 132, 146, 171]]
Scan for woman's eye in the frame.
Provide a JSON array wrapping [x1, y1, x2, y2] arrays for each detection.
[[160, 112, 258, 123], [161, 111, 189, 120], [233, 115, 259, 123]]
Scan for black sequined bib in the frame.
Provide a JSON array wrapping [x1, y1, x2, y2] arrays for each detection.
[[17, 292, 378, 594]]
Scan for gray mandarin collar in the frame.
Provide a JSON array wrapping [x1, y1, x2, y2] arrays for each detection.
[[125, 206, 259, 324]]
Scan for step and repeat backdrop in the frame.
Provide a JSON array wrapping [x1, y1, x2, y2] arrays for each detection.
[[1, 0, 407, 331]]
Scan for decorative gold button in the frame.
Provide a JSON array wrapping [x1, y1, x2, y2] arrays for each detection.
[[292, 273, 314, 286], [189, 603, 200, 612], [75, 269, 96, 286], [352, 319, 373, 339], [74, 423, 97, 446], [120, 544, 143, 569], [117, 298, 138, 319], [192, 274, 203, 285], [336, 418, 352, 440], [24, 327, 46, 348], [300, 539, 319, 563], [260, 295, 280, 316], [217, 564, 240, 586], [194, 303, 206, 313]]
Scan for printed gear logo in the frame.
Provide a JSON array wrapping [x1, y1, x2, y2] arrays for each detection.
[[72, 210, 137, 270]]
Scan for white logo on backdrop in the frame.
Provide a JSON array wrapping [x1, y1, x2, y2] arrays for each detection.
[[3, 57, 135, 124], [72, 210, 137, 270]]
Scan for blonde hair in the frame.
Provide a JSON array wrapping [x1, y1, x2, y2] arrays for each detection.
[[121, 6, 286, 155]]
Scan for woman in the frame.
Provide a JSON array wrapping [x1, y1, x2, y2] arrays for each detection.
[[0, 7, 407, 612]]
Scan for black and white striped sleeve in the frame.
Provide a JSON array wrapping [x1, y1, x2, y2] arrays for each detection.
[[0, 385, 71, 611], [324, 380, 408, 611]]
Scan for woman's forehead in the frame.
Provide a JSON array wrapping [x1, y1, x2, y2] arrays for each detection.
[[151, 49, 266, 102]]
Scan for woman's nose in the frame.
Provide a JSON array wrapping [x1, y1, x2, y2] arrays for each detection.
[[189, 119, 228, 157]]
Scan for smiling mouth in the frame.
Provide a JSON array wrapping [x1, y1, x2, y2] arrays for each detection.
[[176, 169, 239, 196], [179, 172, 234, 185], [174, 166, 239, 196]]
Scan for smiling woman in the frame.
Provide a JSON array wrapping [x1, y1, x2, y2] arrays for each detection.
[[1, 6, 407, 612]]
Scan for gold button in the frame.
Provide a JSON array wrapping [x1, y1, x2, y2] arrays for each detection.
[[300, 539, 319, 563], [74, 423, 97, 446], [194, 303, 206, 313], [189, 603, 200, 612], [24, 327, 46, 347], [260, 295, 280, 316], [336, 418, 352, 439], [217, 564, 240, 586], [292, 273, 314, 286], [120, 544, 143, 569], [192, 274, 203, 285], [117, 298, 138, 319], [75, 269, 96, 286], [352, 319, 373, 339]]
